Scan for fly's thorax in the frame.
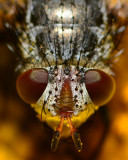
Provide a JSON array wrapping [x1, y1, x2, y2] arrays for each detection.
[[17, 0, 114, 70]]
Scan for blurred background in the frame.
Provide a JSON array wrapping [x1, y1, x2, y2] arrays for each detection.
[[0, 0, 128, 160]]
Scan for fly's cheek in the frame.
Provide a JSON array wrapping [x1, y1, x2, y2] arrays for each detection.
[[85, 69, 116, 106], [16, 68, 48, 104]]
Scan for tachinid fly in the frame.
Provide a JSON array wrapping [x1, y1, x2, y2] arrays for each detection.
[[3, 0, 127, 152]]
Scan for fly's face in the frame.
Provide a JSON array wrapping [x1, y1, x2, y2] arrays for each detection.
[[16, 65, 115, 152]]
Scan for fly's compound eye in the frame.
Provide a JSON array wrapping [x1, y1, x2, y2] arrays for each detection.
[[16, 68, 48, 104], [85, 69, 116, 106]]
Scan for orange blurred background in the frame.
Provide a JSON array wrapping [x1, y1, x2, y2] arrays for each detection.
[[0, 0, 128, 160]]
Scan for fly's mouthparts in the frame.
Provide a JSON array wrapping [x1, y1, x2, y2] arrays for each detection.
[[51, 115, 82, 152], [51, 116, 64, 152], [67, 117, 82, 152]]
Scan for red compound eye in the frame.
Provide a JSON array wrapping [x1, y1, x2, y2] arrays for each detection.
[[16, 68, 48, 104], [85, 69, 115, 106]]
